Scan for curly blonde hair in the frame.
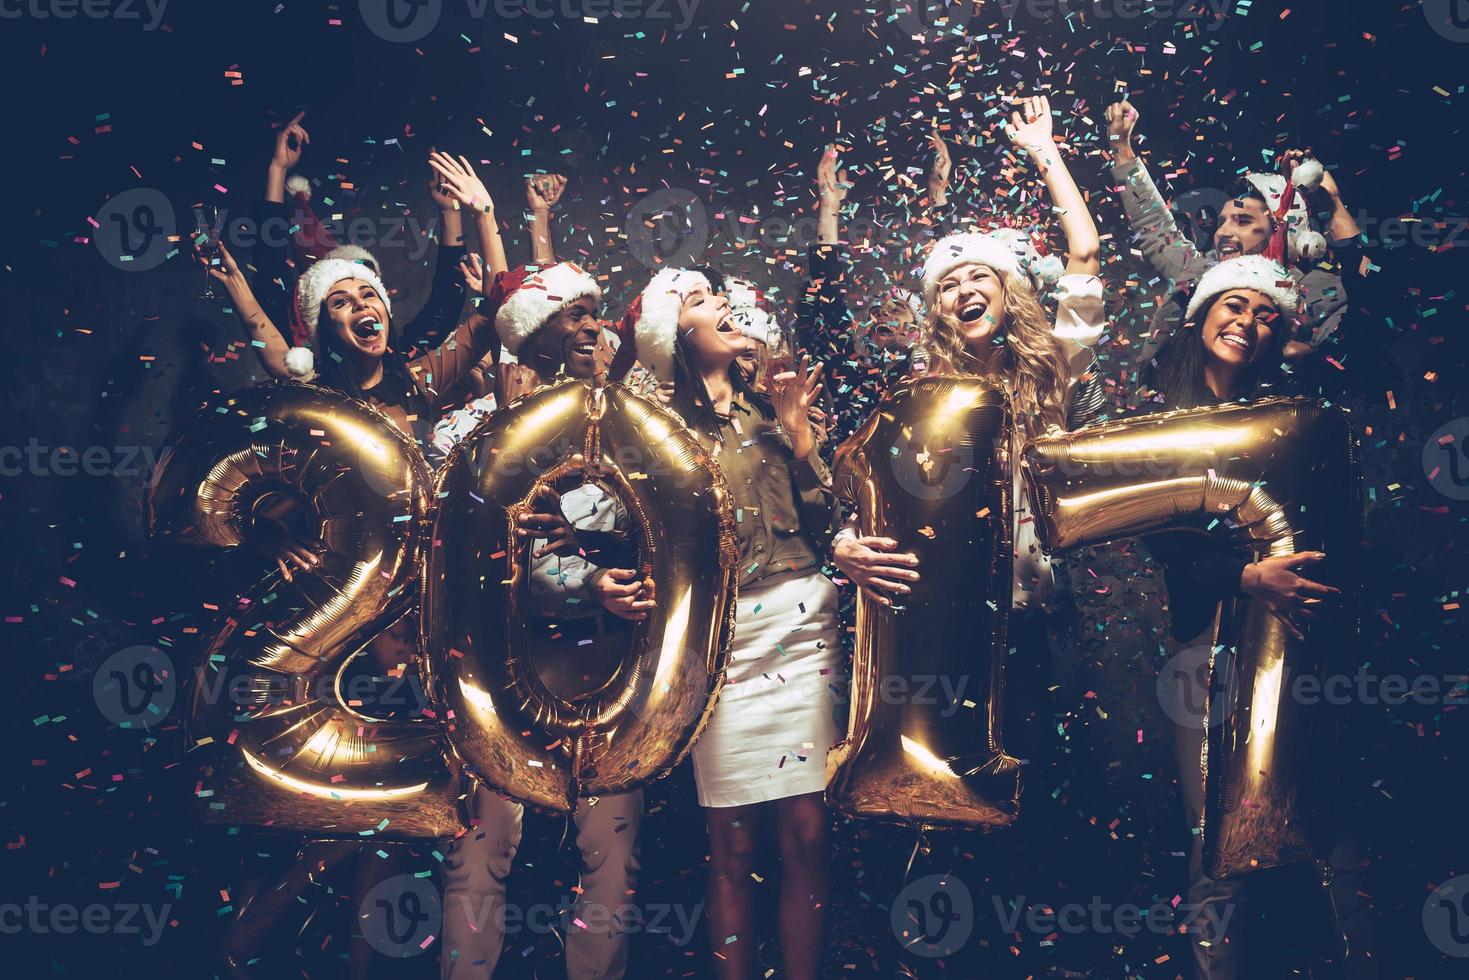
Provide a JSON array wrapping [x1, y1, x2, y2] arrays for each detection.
[[921, 267, 1071, 438]]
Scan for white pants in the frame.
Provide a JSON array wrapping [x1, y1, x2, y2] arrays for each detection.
[[440, 784, 643, 979]]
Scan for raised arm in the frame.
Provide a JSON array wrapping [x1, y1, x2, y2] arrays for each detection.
[[399, 155, 473, 348], [799, 146, 859, 382], [927, 127, 952, 210], [197, 240, 291, 379], [251, 112, 312, 360], [1104, 98, 1209, 283], [265, 111, 309, 205], [526, 173, 566, 266], [412, 152, 502, 401], [1006, 94, 1100, 277]]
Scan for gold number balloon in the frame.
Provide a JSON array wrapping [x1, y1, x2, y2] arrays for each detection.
[[1023, 397, 1361, 878], [422, 379, 739, 813], [147, 383, 464, 840], [825, 375, 1022, 829]]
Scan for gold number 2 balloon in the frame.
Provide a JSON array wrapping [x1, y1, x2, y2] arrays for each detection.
[[147, 383, 464, 840], [1023, 397, 1361, 878], [826, 375, 1022, 829], [422, 379, 739, 813]]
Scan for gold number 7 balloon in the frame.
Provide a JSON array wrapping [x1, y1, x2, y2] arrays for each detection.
[[147, 382, 465, 841], [1023, 396, 1362, 880]]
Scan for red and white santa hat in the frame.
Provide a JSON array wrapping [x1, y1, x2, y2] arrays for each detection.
[[490, 261, 603, 356], [1184, 255, 1301, 322], [1244, 157, 1328, 265], [287, 257, 393, 380], [920, 229, 1064, 309], [611, 267, 712, 383]]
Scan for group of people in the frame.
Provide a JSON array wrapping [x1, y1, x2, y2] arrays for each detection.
[[195, 94, 1381, 978]]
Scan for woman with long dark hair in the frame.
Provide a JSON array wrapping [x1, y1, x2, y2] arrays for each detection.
[[620, 266, 837, 980], [1139, 255, 1380, 977]]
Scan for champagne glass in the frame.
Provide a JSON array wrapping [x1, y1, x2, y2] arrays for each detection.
[[194, 205, 221, 300]]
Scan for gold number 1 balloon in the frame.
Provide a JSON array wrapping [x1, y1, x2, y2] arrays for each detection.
[[1023, 397, 1361, 878], [826, 375, 1022, 829]]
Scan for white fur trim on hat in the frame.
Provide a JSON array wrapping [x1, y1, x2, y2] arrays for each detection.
[[294, 257, 393, 346], [634, 268, 711, 381], [285, 174, 312, 199], [493, 262, 603, 355], [284, 346, 316, 381], [1185, 256, 1301, 322], [322, 244, 380, 271], [921, 230, 1061, 308]]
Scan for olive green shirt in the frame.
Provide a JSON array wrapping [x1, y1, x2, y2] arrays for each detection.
[[689, 396, 837, 588]]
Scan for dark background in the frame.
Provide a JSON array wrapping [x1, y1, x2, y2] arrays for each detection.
[[1, 0, 1467, 977]]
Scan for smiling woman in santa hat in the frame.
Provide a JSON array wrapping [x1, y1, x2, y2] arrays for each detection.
[[1132, 254, 1375, 978], [620, 264, 838, 980]]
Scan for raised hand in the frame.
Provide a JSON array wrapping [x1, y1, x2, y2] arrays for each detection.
[[833, 534, 921, 606], [459, 252, 485, 294], [927, 128, 952, 206], [194, 238, 242, 286], [817, 144, 850, 210], [1105, 99, 1138, 161], [1006, 94, 1055, 154], [526, 173, 567, 211], [771, 353, 825, 458], [272, 111, 310, 172], [428, 151, 494, 215], [1280, 147, 1339, 197]]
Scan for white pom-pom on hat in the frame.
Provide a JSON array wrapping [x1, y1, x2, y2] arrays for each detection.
[[1292, 229, 1328, 264], [1290, 157, 1325, 193], [285, 174, 312, 200], [284, 346, 316, 381]]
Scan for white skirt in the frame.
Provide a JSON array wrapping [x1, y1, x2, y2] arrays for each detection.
[[690, 569, 845, 807]]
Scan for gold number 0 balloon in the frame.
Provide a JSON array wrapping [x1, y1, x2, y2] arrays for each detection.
[[1023, 397, 1361, 878], [147, 383, 464, 840], [422, 379, 739, 813], [825, 375, 1023, 830]]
